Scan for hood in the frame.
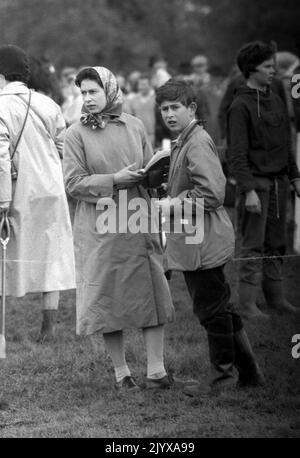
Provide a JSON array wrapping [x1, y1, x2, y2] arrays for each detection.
[[235, 84, 272, 118], [82, 66, 123, 116], [0, 81, 28, 96]]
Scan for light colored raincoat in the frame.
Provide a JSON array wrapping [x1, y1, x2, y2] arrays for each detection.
[[0, 82, 75, 296], [63, 66, 174, 336], [166, 120, 235, 270]]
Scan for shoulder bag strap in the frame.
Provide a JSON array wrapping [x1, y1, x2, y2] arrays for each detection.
[[11, 90, 32, 162]]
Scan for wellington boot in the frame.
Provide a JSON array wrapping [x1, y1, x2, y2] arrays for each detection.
[[234, 329, 265, 387], [37, 310, 57, 343], [262, 279, 299, 315], [183, 326, 237, 397], [207, 325, 236, 387], [238, 282, 270, 320]]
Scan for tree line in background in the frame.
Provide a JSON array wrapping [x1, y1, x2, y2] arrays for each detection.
[[0, 0, 299, 74]]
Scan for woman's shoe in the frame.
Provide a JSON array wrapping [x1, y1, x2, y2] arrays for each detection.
[[145, 374, 200, 390], [116, 376, 140, 391]]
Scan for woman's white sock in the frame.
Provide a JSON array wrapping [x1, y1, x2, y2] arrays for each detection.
[[147, 363, 167, 380], [115, 365, 131, 383], [143, 325, 167, 380]]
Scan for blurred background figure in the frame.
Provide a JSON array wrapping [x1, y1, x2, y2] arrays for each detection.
[[60, 67, 83, 127], [124, 73, 156, 146], [28, 55, 64, 106], [275, 51, 300, 146], [116, 73, 128, 94], [176, 61, 193, 82], [126, 71, 141, 93], [190, 54, 210, 89], [149, 55, 171, 148], [123, 70, 141, 112], [190, 53, 224, 148], [149, 55, 171, 89]]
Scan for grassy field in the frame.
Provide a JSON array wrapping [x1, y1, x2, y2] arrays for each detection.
[[0, 253, 299, 438]]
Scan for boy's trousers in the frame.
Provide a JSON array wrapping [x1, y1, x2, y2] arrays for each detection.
[[237, 175, 289, 285], [183, 265, 241, 329], [184, 265, 243, 382]]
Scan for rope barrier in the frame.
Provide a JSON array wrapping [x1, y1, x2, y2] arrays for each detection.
[[0, 254, 300, 264], [232, 254, 300, 261]]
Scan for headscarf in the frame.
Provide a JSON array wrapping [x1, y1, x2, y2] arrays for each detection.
[[80, 66, 123, 130]]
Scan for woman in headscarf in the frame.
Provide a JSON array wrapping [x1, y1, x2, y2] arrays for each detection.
[[63, 66, 175, 390]]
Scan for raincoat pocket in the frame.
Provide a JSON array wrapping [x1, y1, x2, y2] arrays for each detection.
[[165, 226, 203, 271]]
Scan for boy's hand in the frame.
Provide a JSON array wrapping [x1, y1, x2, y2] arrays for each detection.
[[147, 166, 169, 188], [245, 190, 261, 214], [155, 197, 172, 217]]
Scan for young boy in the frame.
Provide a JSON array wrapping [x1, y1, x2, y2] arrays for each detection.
[[227, 41, 300, 319], [155, 79, 265, 395]]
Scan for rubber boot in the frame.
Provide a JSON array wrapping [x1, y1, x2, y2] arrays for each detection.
[[183, 323, 236, 397], [262, 278, 299, 314], [234, 328, 265, 387], [238, 281, 270, 320], [207, 331, 236, 388], [37, 310, 57, 343]]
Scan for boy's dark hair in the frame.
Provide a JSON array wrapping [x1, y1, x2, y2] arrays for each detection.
[[237, 40, 276, 79], [75, 67, 104, 88], [156, 78, 196, 107]]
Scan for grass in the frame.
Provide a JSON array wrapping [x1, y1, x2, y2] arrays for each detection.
[[0, 203, 300, 437], [0, 261, 299, 438]]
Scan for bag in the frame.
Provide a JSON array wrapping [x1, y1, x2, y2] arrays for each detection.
[[10, 90, 32, 180]]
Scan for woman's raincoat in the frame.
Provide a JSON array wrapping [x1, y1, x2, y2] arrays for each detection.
[[0, 82, 75, 296], [63, 67, 174, 335]]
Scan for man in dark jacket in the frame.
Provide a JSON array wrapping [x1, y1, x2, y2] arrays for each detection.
[[227, 41, 300, 319]]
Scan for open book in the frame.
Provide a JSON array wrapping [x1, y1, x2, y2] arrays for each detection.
[[140, 149, 171, 189], [141, 148, 170, 174]]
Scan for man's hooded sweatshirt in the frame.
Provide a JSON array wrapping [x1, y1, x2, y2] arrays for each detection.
[[227, 85, 300, 193]]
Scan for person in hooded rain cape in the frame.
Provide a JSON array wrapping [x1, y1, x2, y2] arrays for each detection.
[[0, 45, 76, 342]]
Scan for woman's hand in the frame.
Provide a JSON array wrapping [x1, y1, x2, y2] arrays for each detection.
[[113, 163, 144, 186], [245, 190, 261, 214], [0, 201, 10, 213]]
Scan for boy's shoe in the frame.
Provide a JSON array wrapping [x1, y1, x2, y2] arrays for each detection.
[[145, 374, 200, 390], [116, 376, 140, 391], [183, 376, 235, 397]]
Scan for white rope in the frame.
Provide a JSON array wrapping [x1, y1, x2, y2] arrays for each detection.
[[232, 254, 300, 261], [0, 259, 52, 264], [0, 254, 300, 264]]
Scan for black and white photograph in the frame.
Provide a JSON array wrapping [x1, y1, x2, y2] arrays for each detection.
[[0, 0, 299, 441]]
